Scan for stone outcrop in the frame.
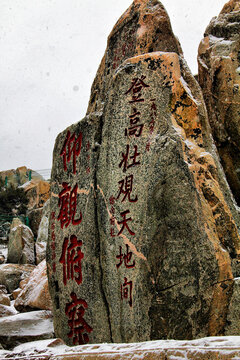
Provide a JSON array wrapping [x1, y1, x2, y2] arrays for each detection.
[[0, 167, 43, 188], [7, 218, 35, 265], [14, 260, 52, 312], [22, 179, 50, 209], [47, 0, 240, 346], [198, 0, 240, 204], [0, 264, 35, 293]]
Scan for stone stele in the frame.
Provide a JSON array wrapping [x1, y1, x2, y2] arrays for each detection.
[[47, 0, 240, 346]]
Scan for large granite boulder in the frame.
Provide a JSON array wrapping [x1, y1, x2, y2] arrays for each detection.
[[47, 0, 240, 346], [7, 218, 35, 265], [198, 0, 240, 204]]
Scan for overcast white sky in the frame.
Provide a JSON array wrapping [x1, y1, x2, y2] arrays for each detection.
[[0, 0, 227, 173]]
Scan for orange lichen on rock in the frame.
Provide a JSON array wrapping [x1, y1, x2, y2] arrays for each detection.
[[220, 0, 240, 14], [24, 179, 50, 209]]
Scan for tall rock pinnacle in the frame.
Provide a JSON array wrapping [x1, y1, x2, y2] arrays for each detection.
[[198, 0, 240, 205], [47, 0, 240, 345]]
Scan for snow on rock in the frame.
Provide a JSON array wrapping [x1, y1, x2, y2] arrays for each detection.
[[14, 260, 52, 312], [0, 336, 239, 359], [0, 310, 54, 350]]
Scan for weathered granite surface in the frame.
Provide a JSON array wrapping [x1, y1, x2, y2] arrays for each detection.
[[7, 219, 35, 265], [47, 0, 240, 346], [198, 0, 240, 205]]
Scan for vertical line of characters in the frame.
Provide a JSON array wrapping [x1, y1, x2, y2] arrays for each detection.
[[53, 130, 93, 345], [109, 75, 150, 308]]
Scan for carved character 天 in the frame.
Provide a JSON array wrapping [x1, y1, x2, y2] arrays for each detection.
[[117, 210, 135, 236]]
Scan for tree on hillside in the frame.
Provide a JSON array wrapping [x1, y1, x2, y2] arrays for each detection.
[[0, 180, 28, 216]]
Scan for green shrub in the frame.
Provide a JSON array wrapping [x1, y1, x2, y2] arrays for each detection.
[[0, 182, 29, 216]]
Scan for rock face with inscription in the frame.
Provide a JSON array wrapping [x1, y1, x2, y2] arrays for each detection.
[[47, 0, 240, 346], [198, 0, 240, 204]]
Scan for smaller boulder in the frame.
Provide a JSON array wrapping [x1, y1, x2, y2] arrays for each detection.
[[35, 199, 50, 264], [36, 199, 49, 243], [36, 242, 46, 264], [0, 264, 35, 293], [26, 207, 43, 238], [0, 222, 11, 239], [12, 288, 22, 300], [0, 287, 10, 306], [14, 260, 52, 312], [7, 219, 35, 265]]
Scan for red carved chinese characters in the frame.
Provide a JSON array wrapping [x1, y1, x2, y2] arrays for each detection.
[[59, 235, 84, 286], [116, 244, 135, 269], [146, 99, 157, 151], [59, 130, 93, 341], [125, 75, 150, 103], [119, 145, 140, 172], [110, 75, 150, 308], [60, 130, 82, 174], [117, 210, 135, 236], [121, 277, 133, 307], [57, 183, 82, 229], [65, 292, 93, 345], [117, 175, 138, 203]]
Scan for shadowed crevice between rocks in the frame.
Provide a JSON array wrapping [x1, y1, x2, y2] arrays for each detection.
[[93, 116, 113, 344]]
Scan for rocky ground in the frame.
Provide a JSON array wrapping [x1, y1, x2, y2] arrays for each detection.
[[0, 167, 55, 355]]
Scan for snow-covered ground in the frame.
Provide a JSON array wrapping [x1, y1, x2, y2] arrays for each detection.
[[0, 336, 240, 359]]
